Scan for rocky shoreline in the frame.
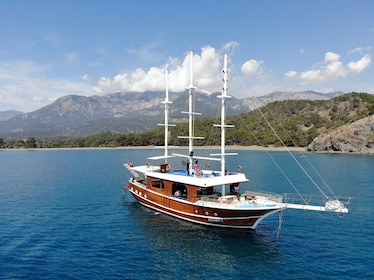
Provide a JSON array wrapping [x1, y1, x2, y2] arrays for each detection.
[[307, 115, 374, 154]]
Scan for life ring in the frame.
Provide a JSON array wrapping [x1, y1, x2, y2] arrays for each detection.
[[166, 164, 171, 171]]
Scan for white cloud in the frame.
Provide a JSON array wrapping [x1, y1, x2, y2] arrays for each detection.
[[0, 60, 92, 112], [315, 87, 340, 94], [93, 43, 254, 95], [221, 41, 240, 55], [241, 59, 263, 78], [81, 74, 89, 81], [285, 70, 297, 79], [286, 51, 371, 85], [347, 54, 371, 73], [347, 46, 372, 55], [324, 52, 340, 62], [93, 45, 224, 95], [0, 61, 49, 80], [32, 95, 43, 102], [325, 60, 346, 78], [2, 43, 372, 113]]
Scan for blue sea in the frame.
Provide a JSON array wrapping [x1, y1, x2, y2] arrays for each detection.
[[0, 148, 373, 279]]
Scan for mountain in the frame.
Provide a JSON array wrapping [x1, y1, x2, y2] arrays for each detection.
[[0, 110, 23, 121], [261, 90, 343, 100], [0, 90, 344, 140]]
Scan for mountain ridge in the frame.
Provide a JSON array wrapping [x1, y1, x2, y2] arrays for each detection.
[[0, 90, 344, 140]]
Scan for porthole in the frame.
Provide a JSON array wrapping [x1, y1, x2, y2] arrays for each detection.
[[205, 211, 209, 216]]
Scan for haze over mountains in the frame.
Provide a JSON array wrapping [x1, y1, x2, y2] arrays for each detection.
[[0, 90, 343, 140], [0, 110, 23, 122]]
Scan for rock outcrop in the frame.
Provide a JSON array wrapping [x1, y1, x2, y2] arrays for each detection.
[[307, 115, 374, 154]]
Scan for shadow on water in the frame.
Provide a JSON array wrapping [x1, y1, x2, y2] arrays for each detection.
[[121, 192, 282, 279]]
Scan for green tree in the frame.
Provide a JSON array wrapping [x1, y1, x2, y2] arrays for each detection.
[[25, 137, 37, 148]]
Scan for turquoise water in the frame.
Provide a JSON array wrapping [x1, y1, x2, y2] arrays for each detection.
[[0, 149, 373, 279]]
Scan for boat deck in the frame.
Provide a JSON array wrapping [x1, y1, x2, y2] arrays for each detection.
[[167, 169, 226, 177], [196, 193, 282, 209], [128, 163, 249, 188]]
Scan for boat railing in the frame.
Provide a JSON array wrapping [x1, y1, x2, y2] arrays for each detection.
[[198, 194, 221, 202], [282, 193, 351, 206], [197, 195, 239, 206], [195, 192, 351, 209], [197, 191, 284, 206], [242, 191, 284, 203]]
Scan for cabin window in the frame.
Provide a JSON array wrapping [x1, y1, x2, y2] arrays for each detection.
[[172, 182, 187, 199], [151, 179, 164, 189]]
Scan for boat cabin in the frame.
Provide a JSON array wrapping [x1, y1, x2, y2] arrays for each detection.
[[143, 163, 246, 203]]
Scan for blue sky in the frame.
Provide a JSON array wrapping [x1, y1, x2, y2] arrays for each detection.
[[0, 0, 373, 112]]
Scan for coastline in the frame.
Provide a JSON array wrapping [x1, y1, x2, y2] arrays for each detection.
[[1, 145, 307, 152], [2, 145, 372, 155]]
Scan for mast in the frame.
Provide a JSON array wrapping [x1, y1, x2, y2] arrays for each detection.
[[188, 51, 194, 159], [162, 69, 172, 162], [221, 54, 228, 175], [148, 69, 175, 163], [215, 54, 234, 195], [177, 51, 203, 174]]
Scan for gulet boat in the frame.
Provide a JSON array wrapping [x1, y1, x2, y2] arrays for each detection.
[[124, 52, 349, 230]]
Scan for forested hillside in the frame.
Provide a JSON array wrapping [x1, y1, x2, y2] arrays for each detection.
[[1, 92, 373, 149]]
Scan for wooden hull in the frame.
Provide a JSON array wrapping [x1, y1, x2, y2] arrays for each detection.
[[127, 182, 284, 229]]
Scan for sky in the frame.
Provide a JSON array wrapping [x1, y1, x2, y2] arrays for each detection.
[[0, 0, 373, 113]]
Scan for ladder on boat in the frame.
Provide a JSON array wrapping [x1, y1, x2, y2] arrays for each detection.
[[124, 163, 140, 179]]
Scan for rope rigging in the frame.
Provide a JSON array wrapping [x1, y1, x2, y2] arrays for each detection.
[[228, 57, 340, 202]]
